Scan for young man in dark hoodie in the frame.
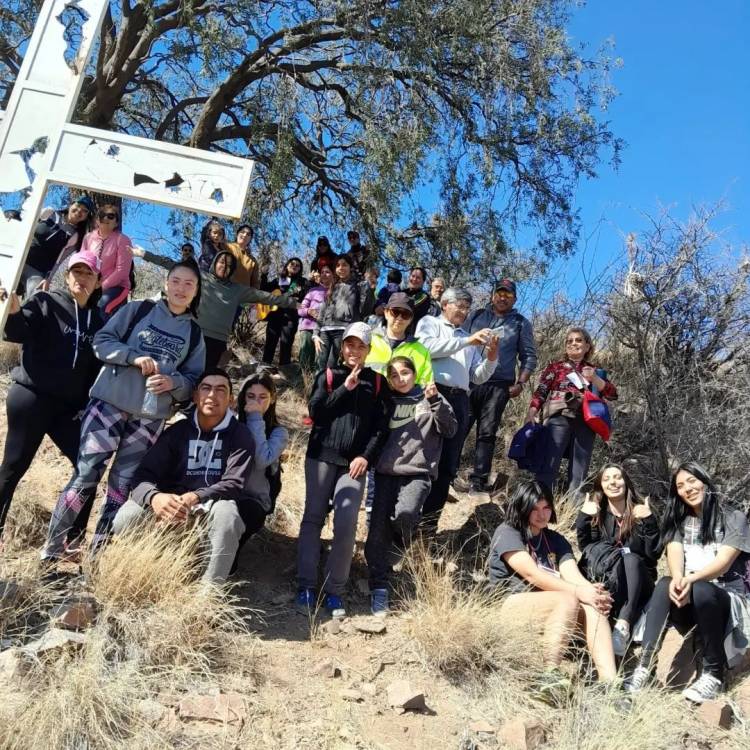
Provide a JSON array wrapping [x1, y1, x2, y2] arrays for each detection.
[[111, 369, 254, 584], [0, 250, 103, 548]]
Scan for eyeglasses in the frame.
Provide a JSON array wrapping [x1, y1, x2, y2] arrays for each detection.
[[449, 302, 471, 312], [494, 290, 514, 298], [388, 308, 413, 320], [98, 212, 118, 220]]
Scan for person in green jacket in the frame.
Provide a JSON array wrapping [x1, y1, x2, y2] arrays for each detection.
[[365, 292, 433, 384], [134, 247, 296, 368]]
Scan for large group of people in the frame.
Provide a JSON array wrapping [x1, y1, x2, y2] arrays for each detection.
[[0, 194, 749, 709]]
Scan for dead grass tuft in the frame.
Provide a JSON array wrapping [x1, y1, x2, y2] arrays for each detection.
[[0, 341, 20, 372], [551, 684, 721, 750], [2, 494, 51, 553], [87, 524, 259, 677], [1, 629, 160, 750], [402, 542, 535, 679]]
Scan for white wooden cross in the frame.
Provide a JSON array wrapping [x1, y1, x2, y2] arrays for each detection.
[[0, 0, 254, 326]]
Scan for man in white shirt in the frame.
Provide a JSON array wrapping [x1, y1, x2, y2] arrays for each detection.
[[415, 288, 498, 533]]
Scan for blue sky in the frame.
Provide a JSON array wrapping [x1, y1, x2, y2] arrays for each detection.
[[556, 0, 749, 290]]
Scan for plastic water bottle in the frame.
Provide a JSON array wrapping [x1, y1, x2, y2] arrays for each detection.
[[141, 363, 160, 417], [141, 357, 170, 417]]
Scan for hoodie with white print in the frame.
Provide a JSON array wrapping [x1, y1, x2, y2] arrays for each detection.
[[90, 299, 205, 419], [129, 408, 254, 510]]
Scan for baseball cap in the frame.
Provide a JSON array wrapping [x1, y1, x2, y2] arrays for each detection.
[[342, 321, 372, 346], [494, 278, 517, 295], [384, 292, 414, 313], [67, 249, 101, 273], [73, 196, 95, 213]]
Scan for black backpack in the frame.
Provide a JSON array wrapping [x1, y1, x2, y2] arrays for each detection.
[[579, 541, 623, 599]]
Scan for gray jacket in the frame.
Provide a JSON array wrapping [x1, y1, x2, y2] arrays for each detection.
[[141, 250, 294, 342], [90, 299, 205, 419], [376, 388, 457, 479]]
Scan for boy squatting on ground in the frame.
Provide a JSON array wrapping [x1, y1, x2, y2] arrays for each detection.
[[111, 369, 254, 583]]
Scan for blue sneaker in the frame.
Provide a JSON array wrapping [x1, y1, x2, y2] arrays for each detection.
[[295, 586, 317, 614], [370, 588, 389, 617], [323, 593, 346, 619]]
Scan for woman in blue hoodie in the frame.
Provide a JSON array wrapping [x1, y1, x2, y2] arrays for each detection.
[[231, 371, 289, 571], [0, 250, 103, 550], [42, 260, 206, 562]]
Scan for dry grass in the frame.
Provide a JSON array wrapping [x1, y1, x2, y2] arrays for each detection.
[[551, 684, 731, 750], [1, 630, 158, 750], [2, 494, 51, 553], [0, 341, 20, 372], [86, 524, 258, 676], [402, 542, 536, 679]]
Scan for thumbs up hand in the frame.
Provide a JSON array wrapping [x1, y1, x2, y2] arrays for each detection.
[[633, 496, 652, 519]]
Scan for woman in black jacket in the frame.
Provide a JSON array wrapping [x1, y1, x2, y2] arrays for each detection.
[[295, 322, 389, 619], [262, 257, 309, 366], [0, 250, 104, 549], [20, 196, 94, 296], [576, 463, 659, 656]]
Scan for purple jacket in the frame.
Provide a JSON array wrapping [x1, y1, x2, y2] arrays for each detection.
[[298, 285, 327, 332]]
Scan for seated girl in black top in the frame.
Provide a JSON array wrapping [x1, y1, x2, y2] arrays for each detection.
[[489, 480, 617, 704], [576, 463, 660, 656], [624, 462, 750, 704]]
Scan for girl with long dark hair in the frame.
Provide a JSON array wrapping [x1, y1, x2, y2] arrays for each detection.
[[198, 219, 230, 273], [312, 254, 375, 369], [20, 196, 94, 297], [42, 260, 206, 562], [134, 247, 297, 370], [235, 371, 289, 555], [624, 462, 750, 703], [489, 479, 617, 704], [576, 463, 660, 656]]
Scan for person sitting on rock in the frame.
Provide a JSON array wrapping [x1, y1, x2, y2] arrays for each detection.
[[576, 463, 660, 657], [489, 479, 617, 705], [624, 461, 750, 704], [111, 368, 254, 584]]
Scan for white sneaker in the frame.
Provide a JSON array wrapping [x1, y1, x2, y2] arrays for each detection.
[[682, 673, 722, 704], [611, 622, 631, 657], [623, 665, 651, 694]]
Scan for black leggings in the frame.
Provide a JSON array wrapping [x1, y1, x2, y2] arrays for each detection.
[[613, 553, 655, 626], [0, 383, 90, 540], [204, 336, 228, 370], [641, 576, 731, 677], [263, 311, 299, 366]]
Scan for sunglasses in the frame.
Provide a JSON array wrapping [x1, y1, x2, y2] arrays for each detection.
[[99, 212, 118, 220], [388, 308, 413, 320]]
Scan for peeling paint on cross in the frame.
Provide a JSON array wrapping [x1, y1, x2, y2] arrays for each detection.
[[0, 0, 254, 327]]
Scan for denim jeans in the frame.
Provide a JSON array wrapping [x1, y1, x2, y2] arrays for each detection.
[[535, 413, 595, 499], [467, 380, 512, 488]]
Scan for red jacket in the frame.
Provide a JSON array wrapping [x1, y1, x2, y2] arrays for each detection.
[[530, 358, 617, 413]]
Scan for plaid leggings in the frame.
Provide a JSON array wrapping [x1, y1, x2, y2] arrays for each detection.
[[43, 398, 162, 558]]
